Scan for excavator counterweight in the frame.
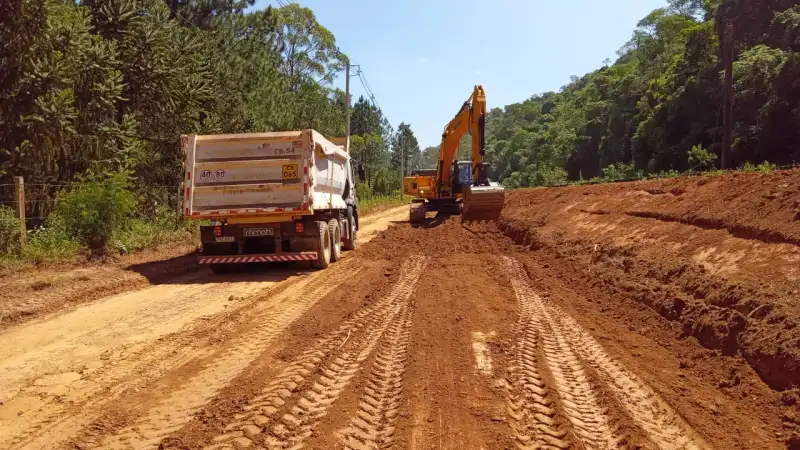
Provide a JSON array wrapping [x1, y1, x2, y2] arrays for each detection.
[[403, 85, 505, 223]]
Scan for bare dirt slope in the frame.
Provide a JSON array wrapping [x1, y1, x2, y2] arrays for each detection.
[[1, 172, 798, 450], [501, 170, 800, 392]]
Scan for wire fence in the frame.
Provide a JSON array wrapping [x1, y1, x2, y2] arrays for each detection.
[[0, 181, 183, 229]]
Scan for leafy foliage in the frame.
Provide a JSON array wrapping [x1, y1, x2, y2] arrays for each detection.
[[391, 122, 421, 175], [54, 170, 137, 251], [486, 0, 799, 188], [688, 144, 718, 170], [1, 0, 355, 218], [0, 207, 22, 254]]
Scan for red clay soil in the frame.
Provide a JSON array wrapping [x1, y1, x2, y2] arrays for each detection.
[[60, 212, 793, 449], [500, 170, 800, 444]]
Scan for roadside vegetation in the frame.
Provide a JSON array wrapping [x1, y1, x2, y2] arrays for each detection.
[[0, 170, 197, 270], [0, 0, 421, 267]]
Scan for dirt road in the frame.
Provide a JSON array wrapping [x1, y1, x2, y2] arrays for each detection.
[[1, 172, 798, 450]]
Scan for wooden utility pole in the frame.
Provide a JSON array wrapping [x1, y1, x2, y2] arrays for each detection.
[[14, 176, 26, 248], [345, 61, 351, 154], [399, 133, 405, 199], [721, 20, 734, 169]]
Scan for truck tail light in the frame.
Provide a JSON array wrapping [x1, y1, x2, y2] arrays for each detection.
[[214, 226, 222, 237], [295, 222, 304, 233]]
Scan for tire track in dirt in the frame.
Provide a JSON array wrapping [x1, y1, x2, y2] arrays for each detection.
[[88, 263, 359, 450], [503, 257, 618, 449], [546, 300, 711, 450], [336, 300, 413, 449], [502, 256, 711, 450], [5, 272, 301, 449], [205, 256, 427, 450], [506, 311, 570, 449]]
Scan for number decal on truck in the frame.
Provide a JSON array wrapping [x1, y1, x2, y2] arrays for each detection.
[[199, 169, 225, 182], [282, 164, 299, 179]]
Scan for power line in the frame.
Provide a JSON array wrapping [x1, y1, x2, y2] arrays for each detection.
[[352, 65, 380, 113]]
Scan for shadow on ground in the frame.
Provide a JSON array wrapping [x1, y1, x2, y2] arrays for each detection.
[[125, 251, 313, 285]]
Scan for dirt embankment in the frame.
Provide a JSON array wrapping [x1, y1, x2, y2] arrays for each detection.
[[499, 170, 800, 393]]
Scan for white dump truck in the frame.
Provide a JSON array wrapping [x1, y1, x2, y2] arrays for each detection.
[[181, 129, 364, 273]]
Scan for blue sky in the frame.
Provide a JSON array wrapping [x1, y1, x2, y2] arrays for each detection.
[[252, 0, 668, 147]]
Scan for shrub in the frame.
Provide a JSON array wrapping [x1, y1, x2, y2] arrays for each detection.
[[740, 162, 758, 172], [757, 161, 778, 172], [54, 170, 137, 252], [652, 170, 682, 179], [687, 145, 718, 171], [0, 206, 22, 255], [113, 205, 190, 253], [601, 162, 640, 181], [22, 215, 81, 263], [529, 165, 569, 187]]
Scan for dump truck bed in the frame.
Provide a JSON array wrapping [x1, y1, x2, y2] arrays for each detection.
[[182, 130, 350, 220]]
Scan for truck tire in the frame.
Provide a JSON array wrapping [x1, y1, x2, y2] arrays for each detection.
[[311, 221, 331, 270], [328, 218, 342, 262], [210, 264, 229, 274], [343, 207, 358, 251]]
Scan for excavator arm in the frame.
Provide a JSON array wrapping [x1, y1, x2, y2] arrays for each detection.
[[435, 85, 487, 197], [404, 85, 504, 222]]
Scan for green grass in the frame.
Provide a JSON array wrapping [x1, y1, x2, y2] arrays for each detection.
[[0, 213, 199, 272], [359, 193, 411, 215]]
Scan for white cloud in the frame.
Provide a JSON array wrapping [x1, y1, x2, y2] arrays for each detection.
[[416, 57, 429, 64], [475, 70, 483, 75]]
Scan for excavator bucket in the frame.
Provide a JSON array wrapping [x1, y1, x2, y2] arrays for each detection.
[[462, 183, 505, 221]]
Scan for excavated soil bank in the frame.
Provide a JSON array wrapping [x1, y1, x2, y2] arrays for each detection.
[[498, 170, 800, 392]]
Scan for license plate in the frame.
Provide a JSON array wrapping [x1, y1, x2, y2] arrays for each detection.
[[215, 236, 235, 242], [282, 164, 298, 179], [244, 228, 274, 237]]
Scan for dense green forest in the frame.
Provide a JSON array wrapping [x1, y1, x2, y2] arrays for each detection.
[[0, 0, 419, 213], [484, 0, 800, 187], [0, 0, 419, 258]]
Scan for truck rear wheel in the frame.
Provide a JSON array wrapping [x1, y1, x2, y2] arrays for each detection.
[[210, 264, 229, 274], [311, 221, 331, 270], [328, 218, 342, 262], [343, 207, 358, 251]]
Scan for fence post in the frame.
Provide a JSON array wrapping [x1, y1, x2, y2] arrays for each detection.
[[177, 183, 184, 222], [14, 176, 26, 248]]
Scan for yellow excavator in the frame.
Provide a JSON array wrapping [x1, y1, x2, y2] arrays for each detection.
[[403, 85, 505, 223]]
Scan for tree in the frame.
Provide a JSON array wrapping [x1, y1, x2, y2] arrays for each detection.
[[484, 0, 799, 187], [350, 95, 383, 136], [391, 123, 421, 176], [419, 145, 439, 169], [162, 0, 255, 29], [0, 0, 392, 219], [274, 3, 345, 92]]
